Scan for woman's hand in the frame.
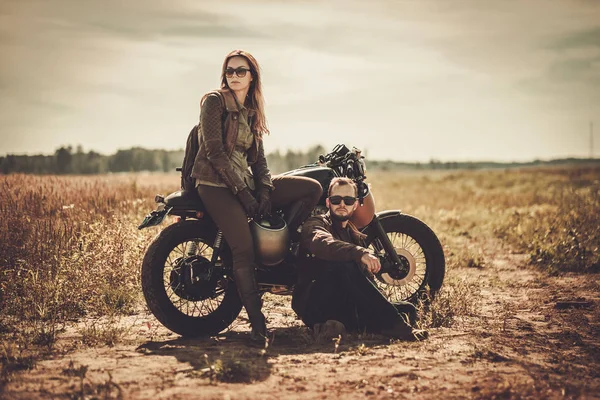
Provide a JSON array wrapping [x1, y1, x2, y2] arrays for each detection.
[[256, 188, 271, 218], [237, 188, 259, 218]]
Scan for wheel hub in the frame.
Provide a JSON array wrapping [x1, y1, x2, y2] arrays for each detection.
[[377, 249, 417, 286], [169, 256, 219, 301]]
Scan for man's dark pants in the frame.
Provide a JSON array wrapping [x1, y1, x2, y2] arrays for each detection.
[[301, 261, 417, 332]]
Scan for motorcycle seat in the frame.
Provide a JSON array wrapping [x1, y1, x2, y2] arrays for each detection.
[[165, 189, 204, 209]]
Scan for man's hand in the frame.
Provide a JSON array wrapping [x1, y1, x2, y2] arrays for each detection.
[[360, 253, 381, 274]]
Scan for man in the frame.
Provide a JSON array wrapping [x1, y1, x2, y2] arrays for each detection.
[[292, 177, 428, 341]]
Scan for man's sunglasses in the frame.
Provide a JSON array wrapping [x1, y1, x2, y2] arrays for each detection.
[[225, 67, 251, 78], [329, 195, 357, 206]]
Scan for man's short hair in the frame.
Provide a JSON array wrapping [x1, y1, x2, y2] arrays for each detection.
[[328, 177, 358, 197]]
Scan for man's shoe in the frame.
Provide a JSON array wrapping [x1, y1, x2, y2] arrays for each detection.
[[381, 321, 429, 341], [392, 301, 418, 326], [411, 329, 429, 341], [313, 320, 346, 342]]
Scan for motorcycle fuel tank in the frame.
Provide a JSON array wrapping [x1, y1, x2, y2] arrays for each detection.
[[350, 189, 375, 229]]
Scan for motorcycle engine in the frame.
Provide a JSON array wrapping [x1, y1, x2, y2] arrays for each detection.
[[312, 205, 328, 216], [169, 256, 220, 301]]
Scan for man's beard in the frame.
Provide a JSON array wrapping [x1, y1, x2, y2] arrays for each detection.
[[330, 209, 352, 222]]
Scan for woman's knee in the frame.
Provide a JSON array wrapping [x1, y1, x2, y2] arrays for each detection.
[[297, 177, 323, 206], [306, 178, 323, 204]]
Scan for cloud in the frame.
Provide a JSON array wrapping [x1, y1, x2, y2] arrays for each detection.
[[550, 27, 600, 50], [1, 0, 599, 161]]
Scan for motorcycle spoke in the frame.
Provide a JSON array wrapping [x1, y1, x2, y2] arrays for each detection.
[[198, 301, 211, 316], [197, 242, 211, 256], [174, 244, 186, 257], [203, 300, 215, 314], [406, 280, 419, 294], [195, 301, 207, 316], [166, 254, 180, 269]]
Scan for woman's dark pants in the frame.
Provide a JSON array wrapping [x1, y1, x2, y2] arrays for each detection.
[[197, 175, 322, 331]]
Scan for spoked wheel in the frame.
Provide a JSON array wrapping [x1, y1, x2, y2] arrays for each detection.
[[364, 213, 445, 303], [142, 220, 242, 337]]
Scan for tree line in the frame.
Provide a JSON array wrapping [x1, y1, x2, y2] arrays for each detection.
[[1, 145, 598, 175], [0, 145, 330, 175], [0, 146, 181, 175]]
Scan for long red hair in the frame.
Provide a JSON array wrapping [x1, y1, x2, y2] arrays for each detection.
[[220, 49, 269, 139]]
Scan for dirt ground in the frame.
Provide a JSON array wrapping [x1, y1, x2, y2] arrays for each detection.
[[2, 237, 599, 400]]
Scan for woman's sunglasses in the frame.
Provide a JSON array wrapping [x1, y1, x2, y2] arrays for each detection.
[[225, 67, 251, 78], [329, 195, 357, 206]]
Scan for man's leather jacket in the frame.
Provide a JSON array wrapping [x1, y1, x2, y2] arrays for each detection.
[[190, 88, 273, 195], [292, 212, 369, 317]]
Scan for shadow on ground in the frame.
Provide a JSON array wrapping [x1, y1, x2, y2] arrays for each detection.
[[135, 325, 392, 383]]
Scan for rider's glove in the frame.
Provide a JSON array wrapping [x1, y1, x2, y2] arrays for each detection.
[[256, 186, 272, 218], [237, 188, 259, 218]]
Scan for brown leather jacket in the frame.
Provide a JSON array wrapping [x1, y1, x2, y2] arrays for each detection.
[[190, 89, 273, 195], [300, 212, 368, 262], [292, 212, 369, 317]]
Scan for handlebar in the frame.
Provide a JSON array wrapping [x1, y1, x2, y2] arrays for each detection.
[[317, 144, 368, 203]]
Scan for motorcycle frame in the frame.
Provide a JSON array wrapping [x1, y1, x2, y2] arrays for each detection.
[[139, 144, 412, 293]]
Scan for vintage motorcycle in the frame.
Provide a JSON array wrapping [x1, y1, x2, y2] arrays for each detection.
[[139, 144, 445, 337]]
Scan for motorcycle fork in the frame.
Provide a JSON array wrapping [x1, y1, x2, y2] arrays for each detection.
[[368, 217, 406, 272]]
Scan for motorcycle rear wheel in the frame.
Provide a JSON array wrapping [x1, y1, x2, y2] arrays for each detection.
[[141, 220, 242, 337], [364, 213, 445, 303]]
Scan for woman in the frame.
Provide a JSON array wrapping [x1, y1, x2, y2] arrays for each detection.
[[190, 50, 322, 343]]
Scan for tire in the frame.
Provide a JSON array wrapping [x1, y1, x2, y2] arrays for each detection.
[[141, 220, 242, 337], [364, 213, 445, 303]]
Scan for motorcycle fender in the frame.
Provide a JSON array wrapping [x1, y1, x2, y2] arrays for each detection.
[[360, 210, 403, 241], [147, 219, 219, 251], [374, 210, 402, 221], [138, 205, 173, 230]]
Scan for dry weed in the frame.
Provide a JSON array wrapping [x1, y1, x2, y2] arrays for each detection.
[[0, 173, 178, 347], [0, 341, 36, 385], [417, 278, 481, 329], [198, 352, 254, 383], [78, 318, 130, 347]]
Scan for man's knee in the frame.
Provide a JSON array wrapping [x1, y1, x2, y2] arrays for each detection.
[[327, 261, 363, 277]]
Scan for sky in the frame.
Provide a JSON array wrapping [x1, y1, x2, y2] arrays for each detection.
[[1, 0, 599, 162]]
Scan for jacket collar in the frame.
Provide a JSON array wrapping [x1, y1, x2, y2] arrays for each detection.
[[218, 88, 239, 113], [323, 212, 365, 245], [219, 88, 256, 118]]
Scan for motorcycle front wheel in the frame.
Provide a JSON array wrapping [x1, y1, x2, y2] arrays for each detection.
[[141, 220, 242, 337], [364, 213, 445, 303]]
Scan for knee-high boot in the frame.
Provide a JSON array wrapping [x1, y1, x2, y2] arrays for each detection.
[[233, 266, 267, 341], [285, 201, 311, 239]]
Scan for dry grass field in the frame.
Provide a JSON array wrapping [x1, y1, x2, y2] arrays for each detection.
[[1, 166, 599, 399]]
